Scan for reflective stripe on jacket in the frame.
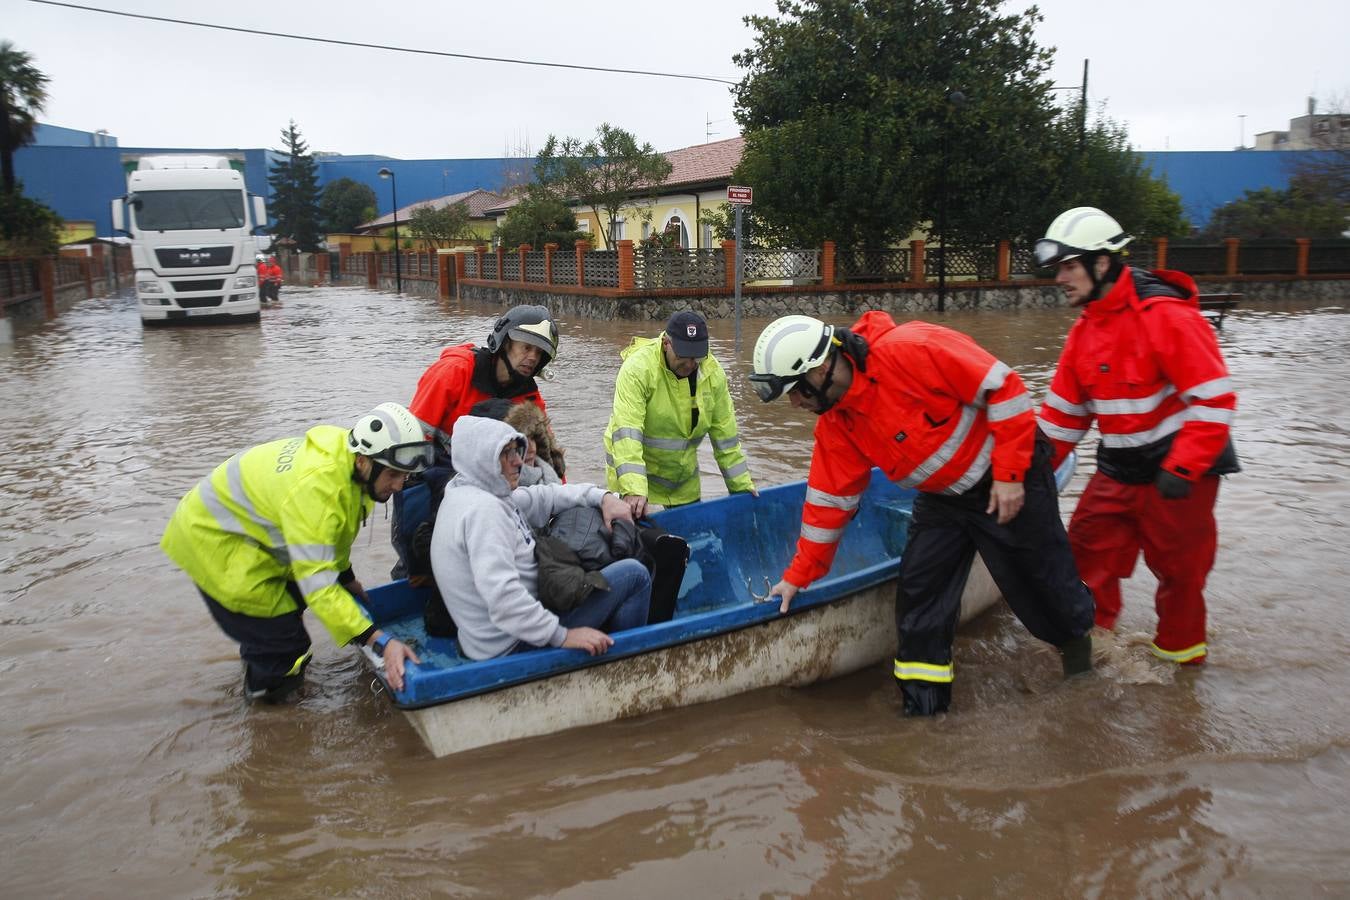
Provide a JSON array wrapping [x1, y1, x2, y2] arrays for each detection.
[[408, 344, 546, 449], [1038, 268, 1237, 483], [160, 425, 376, 646], [603, 336, 754, 506], [783, 311, 1035, 588]]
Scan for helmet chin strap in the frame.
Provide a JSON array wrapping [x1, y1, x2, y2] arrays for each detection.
[[498, 347, 542, 390], [355, 458, 387, 499], [1085, 253, 1125, 302]]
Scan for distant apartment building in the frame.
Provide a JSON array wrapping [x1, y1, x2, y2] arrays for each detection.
[[1254, 98, 1350, 150]]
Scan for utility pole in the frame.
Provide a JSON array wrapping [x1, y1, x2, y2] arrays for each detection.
[[1079, 59, 1090, 149]]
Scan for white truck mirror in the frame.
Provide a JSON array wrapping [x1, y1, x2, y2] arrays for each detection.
[[252, 196, 267, 233], [110, 197, 126, 234]]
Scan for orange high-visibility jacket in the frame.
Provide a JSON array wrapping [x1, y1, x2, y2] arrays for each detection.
[[784, 311, 1036, 588], [1038, 268, 1236, 482], [408, 344, 546, 448]]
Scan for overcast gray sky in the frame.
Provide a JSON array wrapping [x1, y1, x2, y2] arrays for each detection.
[[8, 0, 1347, 158]]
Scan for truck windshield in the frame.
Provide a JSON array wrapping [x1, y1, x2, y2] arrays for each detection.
[[133, 190, 246, 231]]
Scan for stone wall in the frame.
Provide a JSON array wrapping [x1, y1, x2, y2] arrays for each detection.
[[459, 276, 1350, 321]]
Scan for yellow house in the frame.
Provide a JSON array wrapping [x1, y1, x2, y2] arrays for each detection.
[[500, 137, 746, 250], [330, 188, 504, 252]]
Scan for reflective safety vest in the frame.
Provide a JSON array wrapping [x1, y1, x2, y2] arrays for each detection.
[[1038, 268, 1237, 483], [783, 311, 1036, 588], [408, 344, 545, 448], [160, 425, 376, 646], [603, 336, 754, 507]]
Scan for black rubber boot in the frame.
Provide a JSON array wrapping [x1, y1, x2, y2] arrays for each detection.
[[898, 680, 952, 716], [1059, 634, 1093, 677]]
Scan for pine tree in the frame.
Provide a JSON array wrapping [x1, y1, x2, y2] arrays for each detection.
[[267, 120, 322, 251]]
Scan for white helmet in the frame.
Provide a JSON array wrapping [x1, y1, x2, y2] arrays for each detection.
[[749, 315, 835, 402], [347, 402, 433, 473], [1034, 207, 1133, 268], [255, 253, 266, 263]]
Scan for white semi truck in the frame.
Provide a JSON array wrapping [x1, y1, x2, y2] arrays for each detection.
[[111, 155, 269, 324]]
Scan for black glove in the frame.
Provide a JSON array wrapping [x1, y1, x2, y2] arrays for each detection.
[[1155, 469, 1192, 500]]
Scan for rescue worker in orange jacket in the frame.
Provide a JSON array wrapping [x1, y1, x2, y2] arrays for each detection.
[[260, 255, 283, 302], [391, 305, 560, 578], [1035, 207, 1239, 666], [751, 313, 1094, 716]]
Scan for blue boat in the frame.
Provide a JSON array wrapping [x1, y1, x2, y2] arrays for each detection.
[[360, 459, 1074, 757]]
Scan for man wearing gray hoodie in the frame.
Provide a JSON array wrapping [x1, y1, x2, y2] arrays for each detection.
[[431, 416, 652, 659]]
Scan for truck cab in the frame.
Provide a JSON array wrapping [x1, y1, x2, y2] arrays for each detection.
[[111, 155, 269, 325]]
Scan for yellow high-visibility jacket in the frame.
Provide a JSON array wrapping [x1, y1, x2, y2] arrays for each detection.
[[161, 425, 375, 646], [603, 336, 754, 507]]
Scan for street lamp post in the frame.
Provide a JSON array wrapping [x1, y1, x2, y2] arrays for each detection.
[[937, 89, 966, 314], [378, 167, 402, 295]]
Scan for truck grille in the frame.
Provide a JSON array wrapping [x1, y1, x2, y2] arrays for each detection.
[[171, 279, 225, 292], [155, 246, 233, 268], [176, 296, 223, 309]]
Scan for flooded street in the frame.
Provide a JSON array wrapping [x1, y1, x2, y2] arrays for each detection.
[[2, 285, 1348, 896]]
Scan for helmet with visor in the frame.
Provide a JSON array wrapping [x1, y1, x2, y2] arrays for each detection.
[[348, 402, 434, 473], [749, 315, 836, 402]]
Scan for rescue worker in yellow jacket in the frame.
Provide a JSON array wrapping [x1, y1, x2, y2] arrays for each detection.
[[604, 310, 755, 516], [161, 403, 434, 703]]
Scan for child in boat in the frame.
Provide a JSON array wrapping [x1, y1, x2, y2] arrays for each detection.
[[503, 400, 564, 486], [430, 416, 651, 659]]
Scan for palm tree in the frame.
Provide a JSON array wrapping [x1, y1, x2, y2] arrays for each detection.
[[0, 41, 51, 194]]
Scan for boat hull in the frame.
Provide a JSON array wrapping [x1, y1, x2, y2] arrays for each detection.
[[403, 560, 999, 757]]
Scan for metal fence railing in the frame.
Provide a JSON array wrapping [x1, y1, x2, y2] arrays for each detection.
[[743, 248, 819, 282]]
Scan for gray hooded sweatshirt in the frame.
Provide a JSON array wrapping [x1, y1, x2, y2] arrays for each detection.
[[430, 416, 608, 659]]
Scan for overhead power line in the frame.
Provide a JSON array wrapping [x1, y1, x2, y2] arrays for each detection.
[[28, 0, 740, 86]]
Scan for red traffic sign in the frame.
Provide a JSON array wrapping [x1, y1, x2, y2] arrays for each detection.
[[727, 185, 753, 204]]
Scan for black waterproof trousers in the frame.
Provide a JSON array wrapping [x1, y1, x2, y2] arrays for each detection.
[[894, 435, 1094, 715], [199, 584, 312, 700]]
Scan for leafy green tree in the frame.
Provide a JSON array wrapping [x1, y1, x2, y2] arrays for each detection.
[[0, 182, 62, 254], [267, 120, 322, 251], [319, 177, 377, 234], [408, 201, 472, 248], [496, 189, 591, 249], [733, 0, 1065, 248], [1202, 175, 1347, 239], [0, 41, 50, 195], [535, 123, 672, 249], [1029, 112, 1190, 240]]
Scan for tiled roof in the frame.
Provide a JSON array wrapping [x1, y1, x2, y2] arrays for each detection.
[[655, 135, 744, 189], [481, 195, 524, 216], [357, 188, 507, 230]]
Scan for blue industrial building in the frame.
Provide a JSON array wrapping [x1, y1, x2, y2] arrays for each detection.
[[13, 123, 1339, 239]]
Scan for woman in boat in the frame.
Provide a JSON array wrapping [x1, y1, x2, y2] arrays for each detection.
[[429, 416, 651, 659]]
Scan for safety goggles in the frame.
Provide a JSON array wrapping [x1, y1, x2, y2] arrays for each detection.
[[376, 440, 436, 473], [749, 372, 803, 403], [1033, 239, 1086, 268]]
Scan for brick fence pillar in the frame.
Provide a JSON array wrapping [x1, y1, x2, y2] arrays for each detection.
[[544, 243, 557, 285], [82, 257, 94, 297], [722, 240, 737, 290], [1154, 237, 1168, 271], [496, 245, 506, 282], [821, 240, 836, 287], [575, 240, 589, 286], [910, 239, 926, 284], [518, 244, 531, 283], [316, 252, 330, 284], [1224, 237, 1240, 277], [617, 240, 635, 291], [365, 252, 378, 288], [474, 245, 486, 279], [1295, 238, 1311, 276], [40, 257, 56, 318], [437, 251, 452, 299], [996, 240, 1011, 282]]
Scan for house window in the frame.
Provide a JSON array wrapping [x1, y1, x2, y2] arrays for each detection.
[[612, 218, 625, 241], [577, 219, 590, 233], [642, 222, 651, 239], [702, 222, 713, 248]]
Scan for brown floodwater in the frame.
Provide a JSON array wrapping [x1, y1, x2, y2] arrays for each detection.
[[2, 286, 1348, 896]]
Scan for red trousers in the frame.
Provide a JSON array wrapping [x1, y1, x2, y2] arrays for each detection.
[[1068, 472, 1219, 662]]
